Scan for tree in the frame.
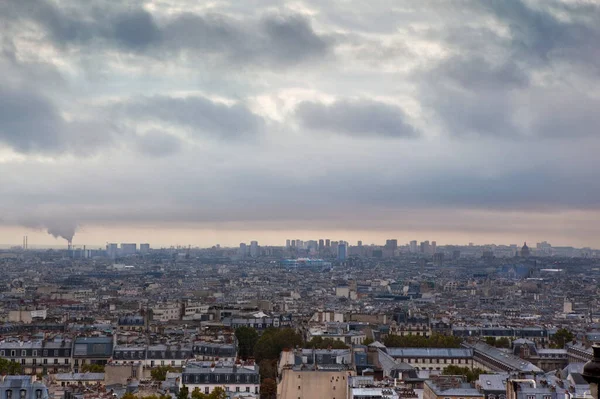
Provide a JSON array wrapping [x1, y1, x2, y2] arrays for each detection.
[[496, 337, 511, 348], [258, 359, 277, 381], [362, 337, 375, 346], [151, 366, 175, 381], [0, 359, 22, 375], [305, 337, 348, 349], [254, 328, 303, 363], [236, 326, 259, 360], [551, 328, 574, 348], [81, 363, 104, 373], [121, 393, 137, 399], [442, 365, 485, 383], [177, 385, 189, 399], [191, 387, 227, 399], [260, 378, 277, 399], [485, 337, 497, 346]]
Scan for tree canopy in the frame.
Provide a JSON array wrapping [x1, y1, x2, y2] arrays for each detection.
[[235, 326, 259, 360], [442, 365, 485, 382], [151, 365, 176, 381], [254, 328, 303, 363], [305, 336, 348, 349], [0, 358, 22, 375], [551, 328, 574, 348], [191, 386, 227, 399]]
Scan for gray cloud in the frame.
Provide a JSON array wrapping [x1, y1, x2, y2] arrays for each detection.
[[2, 1, 331, 67], [116, 95, 265, 138], [481, 0, 600, 69], [0, 85, 64, 153], [295, 100, 418, 138], [135, 131, 182, 157]]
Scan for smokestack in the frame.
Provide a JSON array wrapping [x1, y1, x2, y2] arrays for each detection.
[[25, 236, 28, 250]]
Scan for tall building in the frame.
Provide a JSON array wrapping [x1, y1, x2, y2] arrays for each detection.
[[250, 241, 259, 258], [357, 240, 362, 247], [338, 243, 347, 261], [286, 239, 291, 249], [120, 243, 137, 256], [520, 242, 531, 258], [291, 240, 296, 248], [140, 243, 150, 254], [410, 240, 418, 253], [385, 239, 398, 250], [107, 243, 118, 259], [325, 239, 331, 247], [420, 241, 430, 254], [318, 239, 324, 251], [432, 241, 437, 254], [239, 243, 247, 258]]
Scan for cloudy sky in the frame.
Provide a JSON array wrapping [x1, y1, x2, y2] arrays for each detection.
[[1, 0, 600, 248]]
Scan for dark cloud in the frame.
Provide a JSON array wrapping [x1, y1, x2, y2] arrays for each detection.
[[0, 85, 65, 152], [0, 84, 117, 154], [481, 0, 600, 69], [117, 95, 265, 138], [2, 0, 331, 66], [295, 99, 418, 138]]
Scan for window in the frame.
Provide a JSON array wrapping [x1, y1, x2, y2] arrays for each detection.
[[43, 359, 47, 365], [0, 351, 3, 356], [543, 396, 552, 399], [204, 388, 209, 394], [43, 350, 48, 357], [21, 350, 26, 357], [54, 350, 59, 356], [236, 387, 240, 392], [65, 359, 69, 364], [20, 390, 26, 399], [32, 351, 37, 357], [20, 359, 25, 365], [527, 395, 536, 399], [6, 390, 12, 399], [11, 350, 15, 357], [54, 359, 58, 364]]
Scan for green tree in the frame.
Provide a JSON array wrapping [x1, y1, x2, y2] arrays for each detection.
[[485, 337, 497, 346], [305, 337, 348, 349], [81, 363, 105, 373], [190, 387, 227, 399], [362, 337, 375, 346], [551, 328, 574, 348], [260, 378, 277, 399], [258, 359, 277, 381], [236, 326, 259, 360], [151, 366, 175, 381], [177, 385, 189, 399], [496, 337, 511, 348], [0, 358, 22, 375], [254, 328, 303, 363], [121, 393, 137, 399]]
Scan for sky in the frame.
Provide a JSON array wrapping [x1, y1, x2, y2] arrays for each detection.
[[1, 0, 600, 248]]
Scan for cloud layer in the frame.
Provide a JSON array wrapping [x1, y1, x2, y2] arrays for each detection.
[[1, 0, 600, 246]]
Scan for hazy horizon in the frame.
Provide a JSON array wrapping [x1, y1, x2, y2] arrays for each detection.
[[2, 0, 600, 248]]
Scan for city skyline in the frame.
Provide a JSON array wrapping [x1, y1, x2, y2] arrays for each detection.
[[2, 1, 600, 248], [2, 230, 595, 251]]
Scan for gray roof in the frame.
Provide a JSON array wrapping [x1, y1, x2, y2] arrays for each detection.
[[55, 373, 105, 381], [386, 348, 473, 358], [477, 373, 509, 391]]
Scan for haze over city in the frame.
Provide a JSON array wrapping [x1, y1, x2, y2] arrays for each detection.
[[2, 0, 600, 247]]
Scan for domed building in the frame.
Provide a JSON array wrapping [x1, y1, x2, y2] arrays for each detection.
[[520, 242, 531, 258]]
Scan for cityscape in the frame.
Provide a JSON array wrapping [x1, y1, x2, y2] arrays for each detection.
[[0, 237, 599, 398], [2, 0, 600, 398]]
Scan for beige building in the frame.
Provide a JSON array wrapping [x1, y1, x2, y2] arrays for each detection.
[[278, 369, 354, 399]]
